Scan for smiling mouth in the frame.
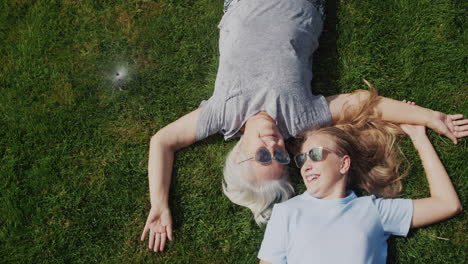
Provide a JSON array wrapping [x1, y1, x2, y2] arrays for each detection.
[[305, 174, 319, 183]]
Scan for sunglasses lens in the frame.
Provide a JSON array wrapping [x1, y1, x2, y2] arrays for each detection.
[[294, 154, 305, 168], [255, 147, 272, 163], [274, 148, 290, 164], [309, 147, 323, 161]]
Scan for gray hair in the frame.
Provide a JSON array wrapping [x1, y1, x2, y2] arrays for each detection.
[[222, 139, 294, 225]]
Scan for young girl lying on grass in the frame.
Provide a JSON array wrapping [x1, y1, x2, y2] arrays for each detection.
[[258, 100, 463, 264]]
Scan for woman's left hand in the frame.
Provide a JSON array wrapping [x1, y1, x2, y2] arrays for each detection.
[[429, 111, 468, 144], [401, 100, 468, 143]]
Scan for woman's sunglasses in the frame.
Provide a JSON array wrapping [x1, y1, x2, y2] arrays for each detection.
[[294, 147, 335, 168], [238, 146, 290, 165]]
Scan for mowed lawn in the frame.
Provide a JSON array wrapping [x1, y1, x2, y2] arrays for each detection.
[[0, 0, 466, 263]]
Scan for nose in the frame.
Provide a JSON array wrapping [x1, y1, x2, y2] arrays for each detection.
[[302, 156, 314, 171], [266, 141, 282, 155], [263, 136, 277, 145], [266, 140, 278, 148], [262, 136, 278, 149]]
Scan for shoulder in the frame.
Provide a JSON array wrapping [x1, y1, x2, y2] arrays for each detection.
[[368, 195, 413, 236], [196, 97, 224, 140], [370, 195, 413, 211]]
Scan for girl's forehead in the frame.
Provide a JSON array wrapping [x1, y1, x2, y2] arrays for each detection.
[[302, 133, 335, 150]]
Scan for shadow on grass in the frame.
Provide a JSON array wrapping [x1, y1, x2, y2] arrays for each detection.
[[386, 229, 418, 264], [387, 236, 398, 264], [169, 134, 226, 231], [312, 0, 340, 97]]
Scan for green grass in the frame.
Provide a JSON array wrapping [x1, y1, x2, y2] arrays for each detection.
[[0, 0, 466, 263]]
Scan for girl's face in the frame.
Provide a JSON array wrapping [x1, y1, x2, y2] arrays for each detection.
[[299, 133, 350, 199]]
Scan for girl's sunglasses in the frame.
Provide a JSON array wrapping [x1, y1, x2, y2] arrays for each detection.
[[294, 147, 335, 168], [238, 146, 290, 165]]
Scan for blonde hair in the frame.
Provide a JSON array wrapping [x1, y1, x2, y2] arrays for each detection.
[[222, 139, 294, 225], [296, 84, 408, 197]]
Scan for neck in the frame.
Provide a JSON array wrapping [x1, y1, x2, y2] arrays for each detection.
[[255, 111, 274, 120], [310, 180, 348, 200], [243, 111, 275, 131], [319, 188, 348, 200]]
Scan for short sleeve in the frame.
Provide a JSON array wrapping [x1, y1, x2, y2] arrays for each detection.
[[257, 204, 288, 264], [195, 98, 222, 141], [372, 196, 413, 237]]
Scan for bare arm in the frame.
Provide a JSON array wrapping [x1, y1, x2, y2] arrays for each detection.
[[327, 91, 429, 125], [141, 108, 201, 252], [399, 124, 462, 228], [148, 109, 200, 207], [259, 260, 272, 264], [326, 90, 468, 143]]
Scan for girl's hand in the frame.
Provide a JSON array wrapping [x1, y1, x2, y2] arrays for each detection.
[[141, 206, 173, 252], [428, 111, 468, 144]]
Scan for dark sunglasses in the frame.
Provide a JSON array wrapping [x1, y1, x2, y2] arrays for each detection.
[[294, 147, 335, 168], [238, 146, 290, 165]]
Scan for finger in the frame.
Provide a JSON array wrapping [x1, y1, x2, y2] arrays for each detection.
[[149, 229, 155, 250], [155, 233, 161, 252], [449, 114, 464, 120], [141, 224, 149, 241], [160, 233, 167, 251], [455, 130, 468, 138], [442, 129, 458, 144], [454, 119, 468, 126], [447, 133, 457, 144], [456, 124, 468, 131], [402, 99, 407, 103], [167, 225, 173, 241]]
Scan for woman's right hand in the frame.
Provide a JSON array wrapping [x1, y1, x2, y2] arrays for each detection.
[[141, 206, 173, 252], [142, 109, 201, 252]]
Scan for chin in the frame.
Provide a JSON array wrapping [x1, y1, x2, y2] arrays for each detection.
[[306, 188, 320, 198]]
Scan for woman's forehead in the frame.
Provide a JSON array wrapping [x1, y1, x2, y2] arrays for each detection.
[[302, 133, 335, 151]]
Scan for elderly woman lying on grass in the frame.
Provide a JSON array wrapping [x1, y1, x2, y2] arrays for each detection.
[[258, 100, 463, 264], [140, 0, 468, 252]]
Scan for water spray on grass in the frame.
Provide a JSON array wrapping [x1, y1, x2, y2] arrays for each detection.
[[104, 61, 135, 90]]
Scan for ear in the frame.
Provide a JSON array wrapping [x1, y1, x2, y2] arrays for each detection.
[[340, 155, 351, 174]]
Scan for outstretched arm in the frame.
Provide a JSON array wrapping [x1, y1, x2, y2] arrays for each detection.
[[399, 123, 462, 228], [141, 108, 201, 252], [326, 89, 468, 143]]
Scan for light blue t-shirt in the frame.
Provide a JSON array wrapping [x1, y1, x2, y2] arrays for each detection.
[[258, 191, 413, 264]]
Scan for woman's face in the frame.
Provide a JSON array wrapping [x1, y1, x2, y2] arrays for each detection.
[[299, 133, 349, 199], [240, 113, 286, 182]]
